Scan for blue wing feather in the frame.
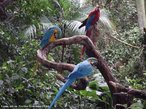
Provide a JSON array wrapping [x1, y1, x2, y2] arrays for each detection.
[[40, 28, 54, 48], [48, 78, 75, 109], [86, 15, 95, 31], [68, 60, 93, 79]]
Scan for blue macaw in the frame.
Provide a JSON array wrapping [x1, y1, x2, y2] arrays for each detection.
[[40, 25, 62, 49], [48, 57, 98, 109]]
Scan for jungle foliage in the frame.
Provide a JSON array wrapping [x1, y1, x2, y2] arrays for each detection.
[[0, 0, 146, 109]]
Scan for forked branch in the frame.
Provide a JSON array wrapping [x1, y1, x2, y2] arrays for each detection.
[[37, 35, 146, 107]]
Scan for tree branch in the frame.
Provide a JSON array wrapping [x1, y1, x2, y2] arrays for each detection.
[[37, 35, 146, 107], [106, 32, 140, 49], [37, 35, 116, 90]]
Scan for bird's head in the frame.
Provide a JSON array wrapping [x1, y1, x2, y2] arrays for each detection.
[[95, 4, 100, 9], [87, 57, 98, 67], [50, 26, 62, 42], [50, 29, 57, 42], [54, 25, 62, 39]]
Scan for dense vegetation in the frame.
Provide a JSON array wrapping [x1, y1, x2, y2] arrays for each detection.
[[0, 0, 146, 108]]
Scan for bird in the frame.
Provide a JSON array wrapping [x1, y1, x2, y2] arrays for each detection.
[[48, 57, 98, 109], [40, 25, 62, 49], [79, 5, 100, 58], [79, 5, 100, 36]]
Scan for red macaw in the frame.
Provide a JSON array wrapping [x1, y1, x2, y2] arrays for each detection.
[[79, 6, 100, 58], [79, 6, 100, 36]]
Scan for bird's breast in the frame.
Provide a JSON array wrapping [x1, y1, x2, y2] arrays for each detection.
[[49, 35, 56, 42]]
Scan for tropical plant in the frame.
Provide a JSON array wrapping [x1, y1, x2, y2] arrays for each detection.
[[0, 0, 146, 108]]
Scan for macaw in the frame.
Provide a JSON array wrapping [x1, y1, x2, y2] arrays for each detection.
[[48, 57, 98, 109], [79, 5, 100, 36], [79, 6, 100, 58], [40, 25, 62, 49]]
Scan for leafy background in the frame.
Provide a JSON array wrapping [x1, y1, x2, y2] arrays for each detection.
[[0, 0, 146, 108]]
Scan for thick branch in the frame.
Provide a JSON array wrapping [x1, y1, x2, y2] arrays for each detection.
[[37, 50, 75, 71], [37, 51, 88, 90], [109, 81, 146, 99], [37, 35, 146, 107], [46, 35, 117, 83], [37, 35, 116, 92]]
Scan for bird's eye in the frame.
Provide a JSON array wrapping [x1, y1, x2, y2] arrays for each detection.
[[54, 32, 58, 38]]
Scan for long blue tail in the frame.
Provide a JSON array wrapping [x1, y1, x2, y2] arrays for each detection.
[[48, 78, 75, 109]]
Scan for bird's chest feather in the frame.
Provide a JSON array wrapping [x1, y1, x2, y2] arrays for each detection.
[[49, 29, 58, 42], [49, 35, 56, 42]]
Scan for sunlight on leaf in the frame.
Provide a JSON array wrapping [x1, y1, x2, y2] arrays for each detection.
[[129, 100, 144, 109], [79, 89, 100, 100]]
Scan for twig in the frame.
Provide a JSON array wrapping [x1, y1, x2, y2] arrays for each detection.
[[106, 32, 140, 49]]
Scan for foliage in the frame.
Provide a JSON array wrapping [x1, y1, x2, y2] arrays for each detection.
[[0, 0, 146, 109], [0, 0, 81, 108]]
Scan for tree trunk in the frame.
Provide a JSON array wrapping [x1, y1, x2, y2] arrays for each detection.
[[136, 0, 146, 33]]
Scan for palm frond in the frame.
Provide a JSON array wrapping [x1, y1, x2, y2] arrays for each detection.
[[99, 9, 115, 32], [40, 16, 53, 31], [24, 16, 53, 39], [63, 7, 116, 36], [63, 20, 85, 35], [24, 25, 37, 39]]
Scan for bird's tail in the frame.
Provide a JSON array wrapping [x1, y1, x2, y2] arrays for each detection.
[[78, 23, 84, 29], [78, 18, 88, 29], [48, 78, 75, 109]]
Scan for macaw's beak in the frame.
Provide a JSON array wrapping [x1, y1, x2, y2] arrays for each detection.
[[91, 61, 98, 67], [88, 57, 98, 67], [54, 32, 57, 38]]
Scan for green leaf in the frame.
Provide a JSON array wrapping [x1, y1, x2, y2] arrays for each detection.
[[25, 99, 32, 104], [79, 90, 100, 100], [89, 80, 99, 90], [130, 101, 144, 109]]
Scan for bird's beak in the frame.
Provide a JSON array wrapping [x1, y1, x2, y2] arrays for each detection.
[[91, 61, 98, 67], [54, 31, 58, 39], [89, 59, 98, 67]]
